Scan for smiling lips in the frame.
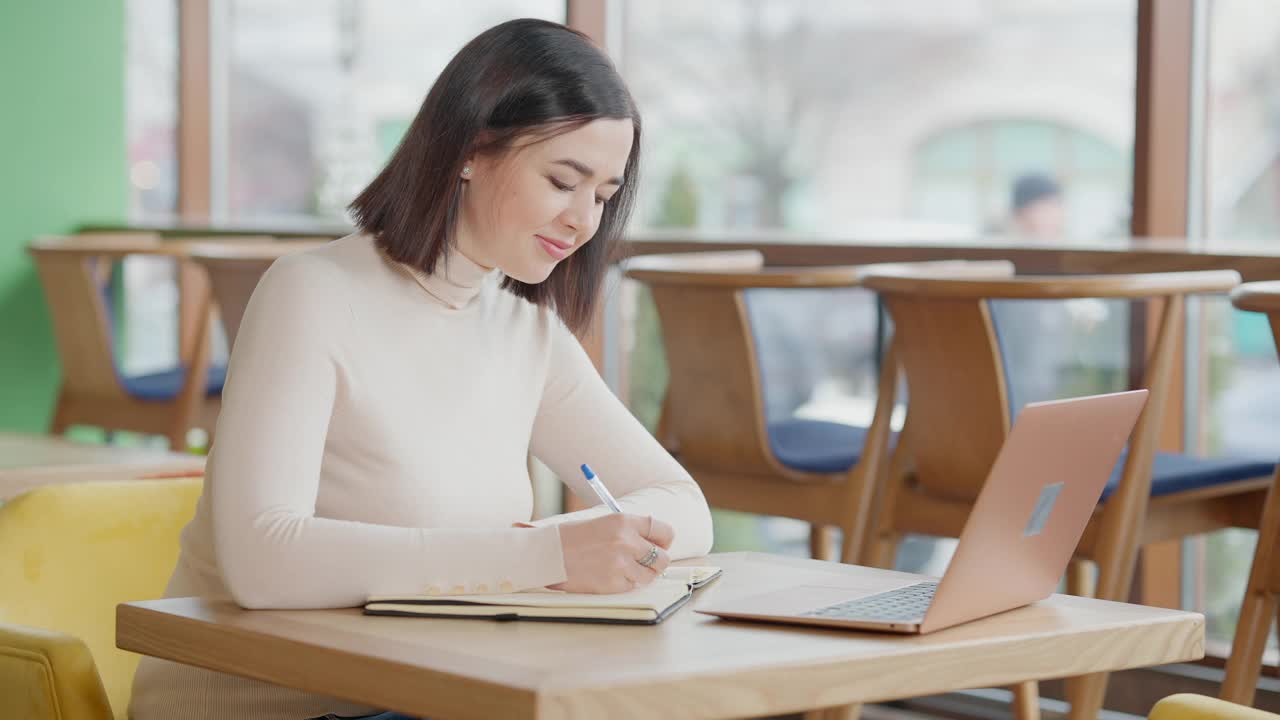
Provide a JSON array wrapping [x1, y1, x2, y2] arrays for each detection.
[[535, 234, 573, 260]]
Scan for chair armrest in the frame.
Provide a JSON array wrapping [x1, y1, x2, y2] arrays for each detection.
[[0, 623, 113, 720], [1231, 280, 1280, 315], [626, 259, 1015, 289], [1150, 694, 1280, 720], [28, 234, 170, 258], [862, 270, 1242, 299]]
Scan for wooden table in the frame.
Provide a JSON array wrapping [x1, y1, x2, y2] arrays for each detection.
[[117, 552, 1203, 720], [0, 432, 205, 501]]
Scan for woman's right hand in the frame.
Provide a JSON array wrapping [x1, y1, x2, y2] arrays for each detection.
[[551, 513, 674, 594]]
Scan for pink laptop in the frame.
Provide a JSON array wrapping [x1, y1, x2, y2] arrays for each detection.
[[695, 389, 1148, 634]]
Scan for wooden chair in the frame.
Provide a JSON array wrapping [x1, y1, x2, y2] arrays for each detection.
[[28, 235, 222, 449], [186, 238, 328, 350], [624, 254, 1013, 565], [1222, 281, 1280, 706], [861, 269, 1270, 720]]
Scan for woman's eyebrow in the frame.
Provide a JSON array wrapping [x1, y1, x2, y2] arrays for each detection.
[[552, 158, 623, 186]]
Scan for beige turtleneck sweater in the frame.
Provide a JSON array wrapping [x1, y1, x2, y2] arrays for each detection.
[[128, 233, 713, 719]]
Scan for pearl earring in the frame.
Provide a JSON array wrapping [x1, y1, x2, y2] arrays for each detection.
[[461, 165, 473, 178]]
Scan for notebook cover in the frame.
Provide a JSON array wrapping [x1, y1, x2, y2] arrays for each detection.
[[363, 589, 691, 626]]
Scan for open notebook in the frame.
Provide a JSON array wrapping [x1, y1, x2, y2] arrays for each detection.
[[364, 566, 722, 625]]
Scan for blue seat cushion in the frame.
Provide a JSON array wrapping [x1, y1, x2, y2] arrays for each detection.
[[767, 419, 883, 474], [768, 419, 1274, 494], [120, 364, 227, 401], [1102, 451, 1275, 501], [989, 302, 1276, 501]]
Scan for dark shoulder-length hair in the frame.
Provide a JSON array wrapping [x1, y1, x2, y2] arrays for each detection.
[[348, 18, 641, 333]]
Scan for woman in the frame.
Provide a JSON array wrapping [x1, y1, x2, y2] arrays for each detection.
[[130, 18, 713, 719]]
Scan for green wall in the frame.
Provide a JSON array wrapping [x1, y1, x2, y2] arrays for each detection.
[[0, 1, 127, 431]]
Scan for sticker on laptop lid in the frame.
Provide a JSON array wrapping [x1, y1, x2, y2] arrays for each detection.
[[1023, 481, 1065, 537]]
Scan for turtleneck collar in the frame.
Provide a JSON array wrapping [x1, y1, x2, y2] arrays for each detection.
[[398, 244, 498, 310]]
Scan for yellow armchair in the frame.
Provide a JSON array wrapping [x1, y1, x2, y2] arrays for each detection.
[[1152, 695, 1280, 720], [0, 478, 201, 720]]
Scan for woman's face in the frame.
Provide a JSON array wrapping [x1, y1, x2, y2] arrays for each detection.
[[455, 118, 634, 284]]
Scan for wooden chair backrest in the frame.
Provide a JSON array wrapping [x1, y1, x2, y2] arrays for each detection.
[[1229, 281, 1280, 594], [1232, 281, 1280, 364], [27, 234, 189, 399], [28, 246, 129, 399], [624, 254, 1015, 478], [862, 270, 1241, 507], [187, 238, 328, 348]]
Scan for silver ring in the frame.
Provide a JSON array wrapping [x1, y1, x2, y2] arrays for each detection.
[[638, 545, 659, 568]]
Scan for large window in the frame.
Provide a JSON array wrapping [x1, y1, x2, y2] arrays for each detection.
[[616, 0, 1138, 560], [621, 0, 1135, 238], [119, 2, 567, 394], [123, 0, 180, 380], [1207, 2, 1280, 244], [126, 0, 178, 218], [1192, 0, 1280, 660], [223, 1, 565, 221], [914, 119, 1129, 238]]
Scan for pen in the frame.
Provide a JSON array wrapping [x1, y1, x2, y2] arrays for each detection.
[[580, 463, 622, 513], [582, 463, 668, 579]]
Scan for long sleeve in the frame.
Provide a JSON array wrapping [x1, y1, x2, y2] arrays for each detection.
[[210, 255, 566, 610], [528, 318, 714, 560]]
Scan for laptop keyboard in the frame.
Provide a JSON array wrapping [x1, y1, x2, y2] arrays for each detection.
[[800, 582, 938, 623]]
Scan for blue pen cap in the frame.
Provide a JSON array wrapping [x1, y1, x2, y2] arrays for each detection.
[[580, 463, 596, 480]]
